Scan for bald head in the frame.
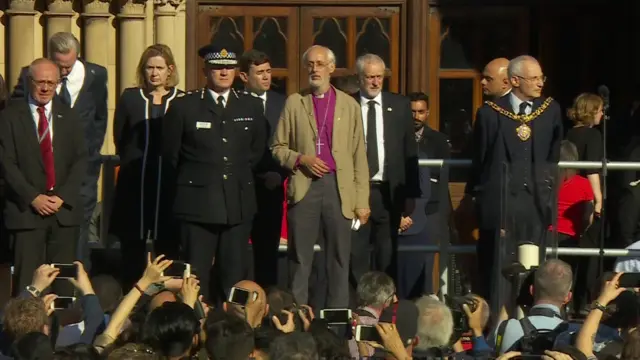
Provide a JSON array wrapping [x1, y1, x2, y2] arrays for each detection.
[[28, 58, 60, 106], [481, 57, 510, 98], [234, 280, 266, 302], [149, 290, 177, 311], [225, 280, 268, 328]]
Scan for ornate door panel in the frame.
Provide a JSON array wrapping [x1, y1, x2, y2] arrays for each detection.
[[195, 5, 299, 94], [300, 6, 401, 92]]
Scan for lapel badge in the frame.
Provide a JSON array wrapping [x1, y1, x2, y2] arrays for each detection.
[[387, 107, 392, 112], [57, 114, 62, 118]]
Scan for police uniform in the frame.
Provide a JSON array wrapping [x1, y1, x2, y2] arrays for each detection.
[[162, 44, 269, 302]]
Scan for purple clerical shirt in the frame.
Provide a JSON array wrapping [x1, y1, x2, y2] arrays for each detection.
[[311, 87, 337, 173]]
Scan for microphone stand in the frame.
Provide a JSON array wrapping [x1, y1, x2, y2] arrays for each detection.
[[599, 99, 609, 276]]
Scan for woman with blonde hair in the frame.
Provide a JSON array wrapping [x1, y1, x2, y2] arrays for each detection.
[[565, 92, 604, 216], [110, 44, 182, 289]]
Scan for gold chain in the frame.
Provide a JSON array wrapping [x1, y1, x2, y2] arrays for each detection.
[[485, 97, 554, 124]]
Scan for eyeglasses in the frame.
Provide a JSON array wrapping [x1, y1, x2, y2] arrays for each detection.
[[517, 75, 547, 83], [30, 78, 60, 89], [306, 61, 329, 71]]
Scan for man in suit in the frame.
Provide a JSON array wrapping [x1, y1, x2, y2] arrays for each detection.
[[237, 49, 287, 288], [271, 45, 370, 307], [394, 92, 452, 298], [466, 55, 562, 314], [0, 58, 87, 294], [349, 54, 420, 288], [162, 43, 268, 303], [481, 58, 512, 99], [11, 32, 108, 270]]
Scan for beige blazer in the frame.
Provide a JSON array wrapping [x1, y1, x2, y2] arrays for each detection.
[[271, 86, 369, 219]]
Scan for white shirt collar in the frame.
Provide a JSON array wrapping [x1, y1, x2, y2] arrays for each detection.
[[509, 92, 533, 114], [360, 91, 382, 106], [208, 89, 230, 105], [64, 60, 84, 85], [28, 97, 53, 114]]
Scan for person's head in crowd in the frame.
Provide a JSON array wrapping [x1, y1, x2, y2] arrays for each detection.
[[414, 296, 453, 351], [265, 287, 302, 331], [269, 332, 318, 360], [2, 297, 50, 340], [136, 44, 179, 91], [106, 343, 158, 360], [53, 343, 100, 360], [142, 302, 201, 359], [508, 55, 545, 101], [27, 58, 60, 106], [379, 300, 419, 355], [148, 289, 177, 312], [204, 309, 255, 360], [238, 49, 272, 95], [622, 328, 640, 360], [48, 32, 80, 78], [253, 326, 280, 360], [303, 45, 335, 95], [602, 289, 640, 331], [567, 92, 604, 127], [464, 294, 491, 331], [198, 43, 237, 93], [355, 53, 386, 99], [356, 271, 396, 314], [307, 319, 351, 360], [91, 275, 123, 314], [408, 92, 430, 131], [481, 57, 511, 98], [224, 280, 268, 328], [10, 332, 53, 360], [532, 259, 573, 307]]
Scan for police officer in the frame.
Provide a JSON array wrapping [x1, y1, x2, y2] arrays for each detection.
[[162, 43, 269, 303]]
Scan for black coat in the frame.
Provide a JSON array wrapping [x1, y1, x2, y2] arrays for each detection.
[[352, 91, 421, 209], [162, 88, 269, 225], [0, 97, 88, 229], [110, 87, 182, 240], [466, 94, 563, 230], [12, 60, 108, 161]]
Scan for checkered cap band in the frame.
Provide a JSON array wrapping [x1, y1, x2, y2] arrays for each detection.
[[204, 50, 237, 65]]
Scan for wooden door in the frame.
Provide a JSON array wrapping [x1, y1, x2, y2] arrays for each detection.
[[194, 5, 299, 95], [299, 6, 402, 92]]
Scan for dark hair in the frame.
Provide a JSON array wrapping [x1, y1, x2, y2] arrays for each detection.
[[53, 344, 101, 360], [204, 310, 255, 360], [239, 49, 271, 73], [308, 320, 351, 360], [91, 275, 123, 314], [269, 332, 318, 360], [408, 92, 429, 104], [11, 332, 53, 360], [142, 302, 200, 358], [254, 326, 280, 353]]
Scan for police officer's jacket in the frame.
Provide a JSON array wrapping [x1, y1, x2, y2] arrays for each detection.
[[162, 88, 269, 225]]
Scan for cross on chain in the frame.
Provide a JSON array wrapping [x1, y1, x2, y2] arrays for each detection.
[[316, 140, 324, 155]]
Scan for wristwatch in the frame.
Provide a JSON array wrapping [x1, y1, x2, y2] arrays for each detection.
[[26, 285, 41, 297], [591, 301, 607, 312]]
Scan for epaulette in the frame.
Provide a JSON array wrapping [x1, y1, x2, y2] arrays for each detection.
[[177, 92, 186, 98]]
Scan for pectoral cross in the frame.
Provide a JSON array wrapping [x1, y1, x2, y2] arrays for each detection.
[[316, 140, 324, 155]]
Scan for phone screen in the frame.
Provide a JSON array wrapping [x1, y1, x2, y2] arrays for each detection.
[[619, 273, 640, 288], [53, 297, 76, 310], [356, 325, 381, 343], [163, 262, 188, 278], [51, 263, 77, 279], [320, 309, 351, 324], [228, 287, 255, 305]]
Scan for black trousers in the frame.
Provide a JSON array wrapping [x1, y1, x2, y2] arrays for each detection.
[[350, 182, 400, 287], [251, 182, 283, 288], [181, 220, 251, 304], [78, 158, 101, 271], [12, 217, 78, 296]]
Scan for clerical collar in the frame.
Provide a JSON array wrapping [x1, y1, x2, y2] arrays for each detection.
[[313, 87, 333, 98]]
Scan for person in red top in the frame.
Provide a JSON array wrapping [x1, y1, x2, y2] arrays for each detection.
[[552, 140, 594, 316], [554, 140, 595, 241]]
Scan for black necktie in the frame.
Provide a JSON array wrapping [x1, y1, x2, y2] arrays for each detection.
[[367, 100, 379, 178], [518, 102, 530, 116], [216, 95, 225, 111], [59, 77, 71, 106]]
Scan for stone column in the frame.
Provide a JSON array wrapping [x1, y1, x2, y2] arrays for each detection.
[[6, 0, 38, 89], [174, 0, 186, 90], [81, 0, 111, 68], [118, 0, 146, 92], [45, 0, 74, 45], [153, 0, 181, 47]]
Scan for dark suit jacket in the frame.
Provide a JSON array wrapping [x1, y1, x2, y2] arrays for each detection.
[[353, 91, 420, 209], [466, 95, 562, 230], [163, 89, 268, 225], [12, 60, 108, 161], [259, 89, 286, 176], [0, 97, 88, 229]]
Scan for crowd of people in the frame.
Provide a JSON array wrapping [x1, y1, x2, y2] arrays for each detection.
[[1, 26, 640, 360]]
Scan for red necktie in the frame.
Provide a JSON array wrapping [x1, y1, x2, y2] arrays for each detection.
[[37, 106, 55, 190]]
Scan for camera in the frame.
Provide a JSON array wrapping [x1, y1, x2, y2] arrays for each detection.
[[445, 295, 477, 337]]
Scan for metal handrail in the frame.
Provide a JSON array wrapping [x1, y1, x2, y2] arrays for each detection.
[[418, 159, 640, 170]]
